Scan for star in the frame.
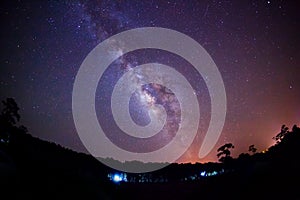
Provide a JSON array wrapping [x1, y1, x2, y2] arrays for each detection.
[[0, 0, 299, 164]]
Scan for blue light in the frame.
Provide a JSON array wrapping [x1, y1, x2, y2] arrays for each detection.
[[200, 171, 206, 176], [108, 172, 128, 183], [113, 174, 122, 182], [207, 171, 218, 176]]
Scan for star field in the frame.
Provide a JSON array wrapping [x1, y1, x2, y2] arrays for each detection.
[[0, 0, 299, 163]]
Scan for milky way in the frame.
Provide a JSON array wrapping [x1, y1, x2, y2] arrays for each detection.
[[0, 0, 299, 163]]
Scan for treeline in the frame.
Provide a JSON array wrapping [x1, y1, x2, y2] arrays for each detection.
[[1, 98, 300, 200]]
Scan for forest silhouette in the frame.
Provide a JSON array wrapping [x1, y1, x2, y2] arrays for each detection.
[[0, 98, 300, 200]]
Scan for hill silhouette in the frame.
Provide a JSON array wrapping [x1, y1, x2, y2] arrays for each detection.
[[1, 98, 300, 200]]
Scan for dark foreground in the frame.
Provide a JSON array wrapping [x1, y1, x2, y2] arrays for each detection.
[[1, 125, 300, 200], [0, 99, 299, 200]]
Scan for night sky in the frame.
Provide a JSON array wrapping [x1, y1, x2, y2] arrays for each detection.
[[0, 0, 299, 163]]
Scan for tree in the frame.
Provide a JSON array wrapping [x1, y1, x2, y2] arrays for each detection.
[[272, 125, 289, 144], [0, 98, 21, 143], [292, 125, 300, 133], [217, 143, 234, 163], [1, 98, 20, 125], [248, 144, 257, 154]]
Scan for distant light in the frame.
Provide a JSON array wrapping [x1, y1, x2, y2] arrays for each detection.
[[209, 171, 218, 176], [201, 171, 219, 177], [113, 174, 122, 182]]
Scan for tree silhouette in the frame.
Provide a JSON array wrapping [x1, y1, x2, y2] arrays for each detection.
[[272, 125, 289, 144], [0, 98, 21, 143], [292, 125, 300, 133], [248, 144, 257, 154], [217, 143, 234, 163], [1, 98, 20, 125]]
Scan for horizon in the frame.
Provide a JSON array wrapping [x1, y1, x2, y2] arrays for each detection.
[[1, 101, 296, 166]]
